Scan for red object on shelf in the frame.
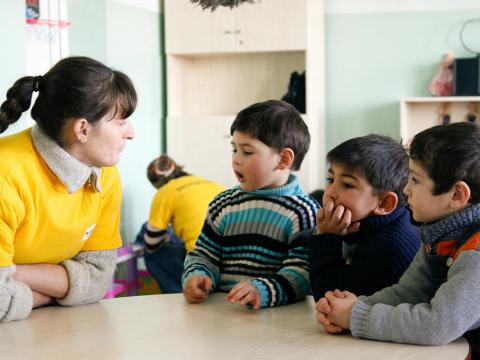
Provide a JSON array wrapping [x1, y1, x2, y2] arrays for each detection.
[[25, 18, 71, 28]]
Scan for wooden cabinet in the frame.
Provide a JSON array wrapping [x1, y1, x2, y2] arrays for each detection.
[[165, 0, 306, 54], [400, 96, 480, 142], [164, 0, 325, 192], [164, 1, 235, 54], [233, 0, 306, 52]]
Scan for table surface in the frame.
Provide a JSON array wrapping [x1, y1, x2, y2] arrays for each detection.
[[0, 294, 468, 359]]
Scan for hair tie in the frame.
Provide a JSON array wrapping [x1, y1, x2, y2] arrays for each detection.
[[32, 76, 42, 92], [155, 163, 175, 177]]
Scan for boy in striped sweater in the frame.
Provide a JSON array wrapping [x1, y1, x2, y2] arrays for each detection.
[[182, 100, 319, 309]]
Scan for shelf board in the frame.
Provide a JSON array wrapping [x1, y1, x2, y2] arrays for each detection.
[[402, 96, 480, 103]]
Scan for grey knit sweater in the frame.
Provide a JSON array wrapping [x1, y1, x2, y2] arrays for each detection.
[[350, 204, 480, 345]]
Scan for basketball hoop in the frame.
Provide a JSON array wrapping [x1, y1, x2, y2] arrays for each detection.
[[26, 18, 70, 43]]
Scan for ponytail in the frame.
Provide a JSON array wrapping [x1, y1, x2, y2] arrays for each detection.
[[147, 154, 188, 189], [0, 76, 38, 133]]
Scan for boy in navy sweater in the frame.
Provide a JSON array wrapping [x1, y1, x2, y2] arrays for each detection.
[[315, 122, 480, 358], [308, 134, 420, 300]]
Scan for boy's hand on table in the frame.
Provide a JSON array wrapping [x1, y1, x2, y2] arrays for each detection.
[[183, 275, 212, 303], [226, 281, 262, 310], [315, 296, 344, 333], [316, 289, 357, 333], [316, 201, 360, 236], [325, 289, 357, 329]]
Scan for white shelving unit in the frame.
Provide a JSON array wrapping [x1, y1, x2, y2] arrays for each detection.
[[400, 96, 480, 142], [164, 0, 325, 192]]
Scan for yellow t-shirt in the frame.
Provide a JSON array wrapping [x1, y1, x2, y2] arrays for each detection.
[[0, 129, 122, 266], [148, 175, 224, 252]]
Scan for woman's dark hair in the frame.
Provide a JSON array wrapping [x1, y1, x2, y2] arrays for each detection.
[[409, 122, 480, 204], [147, 154, 188, 189], [0, 56, 137, 143]]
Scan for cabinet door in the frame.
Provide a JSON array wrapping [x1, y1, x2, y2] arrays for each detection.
[[167, 116, 237, 189], [234, 0, 307, 52], [164, 0, 235, 54]]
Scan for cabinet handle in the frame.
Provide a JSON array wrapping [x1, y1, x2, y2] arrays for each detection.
[[223, 30, 232, 34], [234, 29, 242, 34]]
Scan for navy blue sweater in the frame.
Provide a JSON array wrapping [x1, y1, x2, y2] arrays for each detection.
[[308, 207, 421, 301]]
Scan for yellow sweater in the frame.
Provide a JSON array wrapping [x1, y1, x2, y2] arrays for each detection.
[[0, 128, 122, 267], [148, 175, 224, 252]]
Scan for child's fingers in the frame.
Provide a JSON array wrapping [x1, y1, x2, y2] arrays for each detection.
[[184, 292, 205, 303], [315, 297, 331, 313], [325, 291, 339, 302], [323, 200, 335, 219], [315, 309, 331, 325], [183, 284, 208, 303], [227, 282, 250, 302], [239, 290, 256, 306], [190, 284, 209, 299], [342, 290, 356, 298], [339, 208, 352, 228], [252, 293, 262, 310], [333, 289, 345, 298], [324, 323, 344, 334], [347, 221, 361, 234], [332, 205, 346, 224], [201, 276, 213, 292], [226, 281, 247, 298]]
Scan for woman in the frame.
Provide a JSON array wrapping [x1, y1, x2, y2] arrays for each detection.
[[0, 56, 136, 322], [138, 154, 224, 293]]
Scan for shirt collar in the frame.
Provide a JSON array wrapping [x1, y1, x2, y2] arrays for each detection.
[[31, 125, 102, 193]]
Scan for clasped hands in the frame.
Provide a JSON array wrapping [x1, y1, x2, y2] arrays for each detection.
[[315, 289, 358, 333], [183, 276, 262, 310]]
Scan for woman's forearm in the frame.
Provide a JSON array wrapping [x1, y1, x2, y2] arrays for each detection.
[[13, 264, 69, 299], [31, 290, 54, 308]]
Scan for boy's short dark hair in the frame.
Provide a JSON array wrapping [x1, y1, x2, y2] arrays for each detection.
[[230, 100, 310, 171], [409, 122, 480, 204], [327, 134, 409, 207]]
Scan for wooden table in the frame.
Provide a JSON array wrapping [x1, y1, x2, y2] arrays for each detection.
[[0, 294, 468, 359]]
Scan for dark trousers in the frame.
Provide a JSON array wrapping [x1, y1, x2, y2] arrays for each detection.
[[465, 329, 480, 360], [136, 223, 187, 294]]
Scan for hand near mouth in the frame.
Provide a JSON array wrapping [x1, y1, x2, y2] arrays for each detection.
[[315, 200, 360, 236]]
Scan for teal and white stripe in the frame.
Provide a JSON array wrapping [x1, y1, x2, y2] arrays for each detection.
[[183, 175, 319, 307]]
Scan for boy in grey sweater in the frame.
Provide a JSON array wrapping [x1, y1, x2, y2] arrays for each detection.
[[315, 122, 480, 358]]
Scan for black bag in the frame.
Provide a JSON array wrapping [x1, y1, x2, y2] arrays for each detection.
[[281, 71, 305, 114]]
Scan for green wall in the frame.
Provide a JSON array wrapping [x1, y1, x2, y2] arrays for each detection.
[[68, 0, 107, 62], [68, 0, 162, 242], [0, 1, 26, 132], [324, 6, 480, 150], [0, 1, 25, 88]]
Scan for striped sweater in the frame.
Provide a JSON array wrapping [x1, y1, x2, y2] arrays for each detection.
[[182, 175, 319, 308]]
